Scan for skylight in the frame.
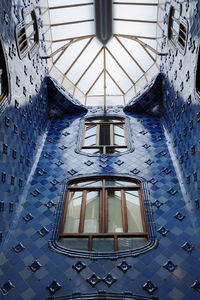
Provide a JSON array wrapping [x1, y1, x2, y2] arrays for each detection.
[[42, 0, 165, 107]]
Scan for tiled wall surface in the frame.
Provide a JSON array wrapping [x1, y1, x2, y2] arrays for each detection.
[[0, 0, 49, 250], [161, 0, 200, 224], [0, 0, 200, 299]]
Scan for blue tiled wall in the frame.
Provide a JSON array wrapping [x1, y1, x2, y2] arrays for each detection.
[[0, 0, 49, 250], [160, 0, 200, 224], [0, 0, 200, 299]]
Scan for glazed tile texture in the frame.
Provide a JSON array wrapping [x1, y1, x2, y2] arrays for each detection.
[[0, 0, 200, 300]]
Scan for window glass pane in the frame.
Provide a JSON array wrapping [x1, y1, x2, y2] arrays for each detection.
[[59, 238, 88, 251], [113, 125, 125, 145], [92, 238, 114, 252], [113, 134, 125, 146], [108, 190, 123, 232], [69, 180, 102, 187], [84, 134, 96, 146], [125, 191, 144, 232], [99, 124, 110, 145], [113, 124, 124, 136], [26, 24, 34, 38], [63, 191, 82, 233], [85, 124, 96, 137], [84, 191, 100, 233], [24, 14, 32, 24], [172, 19, 179, 33], [118, 237, 147, 251], [112, 148, 126, 153], [105, 180, 138, 186]]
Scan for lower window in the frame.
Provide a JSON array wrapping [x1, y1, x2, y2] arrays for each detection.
[[58, 177, 148, 252]]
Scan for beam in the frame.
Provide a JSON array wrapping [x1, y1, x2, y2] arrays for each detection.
[[117, 34, 167, 56], [63, 37, 94, 76], [114, 35, 145, 73], [113, 2, 158, 6], [75, 47, 104, 86], [106, 70, 125, 94], [105, 46, 135, 85], [49, 35, 95, 43], [103, 47, 106, 110], [53, 39, 73, 66], [86, 70, 104, 95], [50, 19, 94, 27], [41, 36, 92, 59], [115, 33, 156, 40], [49, 3, 93, 10], [114, 18, 157, 24]]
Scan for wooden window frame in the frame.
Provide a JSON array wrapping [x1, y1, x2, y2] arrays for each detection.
[[82, 116, 128, 154], [24, 9, 39, 54], [16, 6, 39, 59], [58, 177, 149, 252], [0, 40, 8, 103], [168, 5, 187, 51]]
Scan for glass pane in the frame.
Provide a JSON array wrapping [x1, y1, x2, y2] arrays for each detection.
[[63, 191, 82, 233], [113, 134, 125, 146], [84, 191, 100, 233], [85, 124, 96, 138], [106, 147, 127, 154], [105, 180, 138, 187], [26, 24, 34, 38], [69, 180, 102, 187], [24, 13, 32, 24], [118, 237, 147, 251], [125, 191, 144, 232], [84, 134, 96, 146], [99, 124, 110, 145], [92, 238, 114, 252], [113, 124, 124, 136], [59, 238, 88, 251], [108, 190, 123, 232]]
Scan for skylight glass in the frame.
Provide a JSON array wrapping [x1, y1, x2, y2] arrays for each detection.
[[42, 0, 164, 107]]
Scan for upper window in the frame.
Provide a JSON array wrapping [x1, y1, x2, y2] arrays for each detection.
[[82, 117, 127, 154], [196, 45, 200, 97], [16, 6, 39, 59], [58, 177, 148, 253], [168, 5, 187, 52], [0, 39, 8, 104]]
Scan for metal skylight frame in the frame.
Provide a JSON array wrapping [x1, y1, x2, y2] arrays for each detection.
[[42, 0, 165, 108]]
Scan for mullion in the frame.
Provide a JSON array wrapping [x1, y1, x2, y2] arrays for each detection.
[[79, 190, 86, 233], [96, 124, 100, 146], [121, 190, 128, 232], [110, 123, 114, 146], [59, 190, 70, 235], [102, 179, 107, 233]]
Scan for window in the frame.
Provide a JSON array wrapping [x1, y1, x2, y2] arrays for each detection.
[[0, 39, 8, 104], [196, 45, 200, 97], [16, 6, 38, 58], [82, 117, 127, 154], [168, 5, 187, 51], [58, 177, 148, 252]]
